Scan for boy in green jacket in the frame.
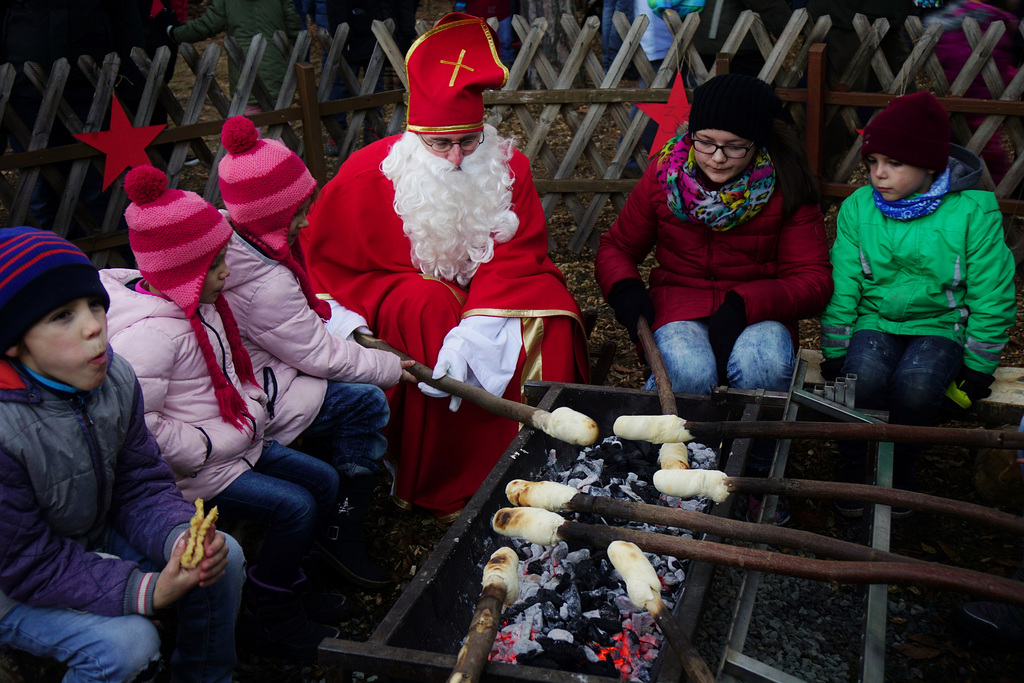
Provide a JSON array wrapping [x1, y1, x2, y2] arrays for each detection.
[[819, 91, 1016, 516]]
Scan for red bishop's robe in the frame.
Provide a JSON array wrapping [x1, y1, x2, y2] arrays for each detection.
[[304, 136, 590, 519]]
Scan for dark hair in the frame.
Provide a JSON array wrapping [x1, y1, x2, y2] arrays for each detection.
[[764, 119, 820, 218]]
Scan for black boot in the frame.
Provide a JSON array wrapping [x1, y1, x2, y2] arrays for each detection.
[[315, 475, 393, 590], [239, 568, 340, 664], [290, 570, 354, 624]]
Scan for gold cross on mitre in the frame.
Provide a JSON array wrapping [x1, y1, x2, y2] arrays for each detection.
[[440, 49, 475, 87]]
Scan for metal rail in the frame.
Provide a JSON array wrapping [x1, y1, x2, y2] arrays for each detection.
[[715, 359, 893, 682]]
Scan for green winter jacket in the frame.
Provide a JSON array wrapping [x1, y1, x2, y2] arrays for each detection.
[[820, 146, 1016, 375], [171, 0, 300, 106]]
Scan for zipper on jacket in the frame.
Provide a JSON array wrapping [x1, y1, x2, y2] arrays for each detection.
[[197, 310, 231, 377], [68, 394, 107, 531]]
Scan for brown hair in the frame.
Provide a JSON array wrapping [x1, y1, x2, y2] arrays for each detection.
[[764, 119, 820, 218]]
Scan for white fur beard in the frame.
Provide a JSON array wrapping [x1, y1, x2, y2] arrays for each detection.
[[382, 125, 519, 287]]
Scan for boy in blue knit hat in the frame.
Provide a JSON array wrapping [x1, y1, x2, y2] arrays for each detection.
[[0, 227, 245, 682]]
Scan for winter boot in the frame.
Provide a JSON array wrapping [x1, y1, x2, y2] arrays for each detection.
[[315, 475, 393, 590], [290, 569, 354, 624], [239, 568, 340, 664]]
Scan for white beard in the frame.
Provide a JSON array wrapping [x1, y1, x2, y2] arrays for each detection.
[[381, 124, 519, 287]]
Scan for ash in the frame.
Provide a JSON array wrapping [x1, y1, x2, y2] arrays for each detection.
[[490, 437, 720, 681]]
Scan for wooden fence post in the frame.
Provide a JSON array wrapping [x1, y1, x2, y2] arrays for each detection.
[[806, 43, 826, 179], [296, 61, 327, 187]]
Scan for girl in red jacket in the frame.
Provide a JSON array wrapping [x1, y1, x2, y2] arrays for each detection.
[[595, 73, 833, 497]]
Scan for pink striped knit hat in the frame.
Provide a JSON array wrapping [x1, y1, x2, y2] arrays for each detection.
[[124, 165, 257, 431], [218, 116, 329, 320]]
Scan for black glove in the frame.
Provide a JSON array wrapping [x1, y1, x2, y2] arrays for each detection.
[[707, 291, 746, 385], [954, 367, 996, 403], [819, 356, 845, 382], [154, 7, 182, 47], [607, 279, 655, 343]]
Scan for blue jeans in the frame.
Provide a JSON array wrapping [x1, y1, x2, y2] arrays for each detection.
[[498, 14, 515, 65], [602, 0, 635, 69], [838, 330, 963, 487], [300, 380, 389, 478], [0, 532, 245, 683], [646, 319, 794, 472], [644, 319, 795, 395], [209, 441, 338, 587]]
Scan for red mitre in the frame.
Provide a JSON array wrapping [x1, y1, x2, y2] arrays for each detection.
[[405, 12, 509, 135]]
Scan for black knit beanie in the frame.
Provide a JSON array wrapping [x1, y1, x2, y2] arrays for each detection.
[[687, 73, 781, 145]]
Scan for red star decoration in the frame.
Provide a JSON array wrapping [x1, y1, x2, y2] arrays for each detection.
[[74, 96, 165, 190], [636, 71, 692, 158]]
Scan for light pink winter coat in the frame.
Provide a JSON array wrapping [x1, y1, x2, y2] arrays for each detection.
[[221, 234, 403, 445], [101, 268, 267, 502]]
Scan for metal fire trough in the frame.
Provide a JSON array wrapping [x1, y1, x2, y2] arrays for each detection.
[[319, 360, 900, 682]]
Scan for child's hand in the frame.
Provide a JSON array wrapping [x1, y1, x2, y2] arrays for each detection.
[[154, 533, 204, 609], [399, 359, 417, 384], [196, 528, 229, 588], [153, 529, 230, 609]]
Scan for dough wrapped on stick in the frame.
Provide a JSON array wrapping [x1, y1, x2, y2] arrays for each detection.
[[448, 548, 521, 683], [653, 469, 730, 503], [492, 507, 564, 546], [658, 442, 690, 469], [505, 479, 577, 511], [533, 406, 599, 446], [607, 540, 715, 683], [607, 541, 660, 611], [614, 414, 693, 444], [354, 333, 598, 446], [180, 498, 219, 569]]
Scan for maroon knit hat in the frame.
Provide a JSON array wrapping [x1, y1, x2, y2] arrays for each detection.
[[217, 116, 328, 320], [124, 165, 258, 431], [861, 91, 951, 171]]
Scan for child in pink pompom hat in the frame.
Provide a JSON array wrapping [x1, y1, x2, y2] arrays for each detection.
[[217, 115, 414, 591], [102, 164, 350, 663]]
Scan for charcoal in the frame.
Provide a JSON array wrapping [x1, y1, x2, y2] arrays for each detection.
[[489, 435, 723, 678], [587, 617, 624, 640], [542, 600, 562, 625]]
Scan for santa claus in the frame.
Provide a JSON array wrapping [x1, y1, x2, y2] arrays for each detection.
[[303, 12, 589, 521]]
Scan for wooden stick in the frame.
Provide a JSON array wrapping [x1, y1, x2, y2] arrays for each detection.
[[491, 508, 1024, 606], [561, 487, 922, 564], [635, 319, 692, 469], [448, 548, 519, 683], [648, 598, 714, 683], [607, 541, 714, 683], [637, 317, 676, 416], [683, 420, 1024, 450], [354, 333, 598, 445], [727, 477, 1024, 536]]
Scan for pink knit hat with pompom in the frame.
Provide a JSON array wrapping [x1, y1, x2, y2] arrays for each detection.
[[124, 165, 258, 431], [218, 116, 328, 319]]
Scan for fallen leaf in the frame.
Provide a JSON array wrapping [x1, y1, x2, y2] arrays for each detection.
[[898, 644, 942, 660]]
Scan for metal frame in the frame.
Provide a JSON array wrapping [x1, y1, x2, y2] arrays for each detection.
[[715, 358, 894, 682]]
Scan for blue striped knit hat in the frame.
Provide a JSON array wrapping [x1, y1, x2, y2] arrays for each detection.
[[0, 227, 109, 351]]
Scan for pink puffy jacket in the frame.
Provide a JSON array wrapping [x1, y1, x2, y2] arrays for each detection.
[[101, 268, 267, 502], [221, 235, 403, 445]]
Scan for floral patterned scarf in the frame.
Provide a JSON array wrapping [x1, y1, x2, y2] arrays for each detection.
[[656, 132, 776, 231]]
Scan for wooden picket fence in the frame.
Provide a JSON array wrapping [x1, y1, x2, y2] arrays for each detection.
[[2, 8, 1024, 264]]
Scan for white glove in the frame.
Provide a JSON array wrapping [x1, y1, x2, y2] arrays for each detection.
[[324, 299, 371, 340], [417, 316, 522, 413], [418, 346, 469, 411]]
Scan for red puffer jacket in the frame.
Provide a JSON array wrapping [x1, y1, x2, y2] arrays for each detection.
[[595, 161, 834, 345]]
